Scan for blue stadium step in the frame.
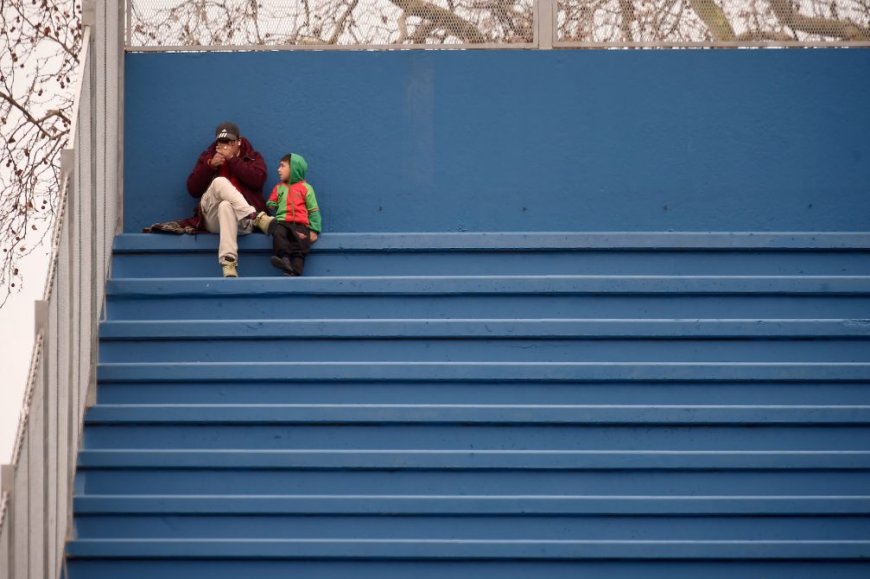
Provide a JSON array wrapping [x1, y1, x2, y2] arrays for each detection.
[[62, 560, 870, 579], [95, 381, 870, 406], [96, 361, 870, 382], [103, 276, 870, 321], [72, 495, 870, 516], [82, 423, 870, 451], [77, 449, 870, 470], [106, 275, 870, 295], [81, 402, 870, 451], [70, 231, 870, 577], [97, 318, 870, 363], [105, 293, 870, 320], [98, 318, 870, 338], [115, 232, 870, 252], [83, 403, 870, 425], [111, 232, 870, 278], [65, 537, 870, 559], [75, 464, 870, 497], [97, 340, 870, 363], [69, 513, 870, 541]]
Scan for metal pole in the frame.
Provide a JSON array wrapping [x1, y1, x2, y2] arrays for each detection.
[[537, 0, 554, 49], [35, 301, 49, 579], [1, 465, 14, 579], [125, 0, 132, 49]]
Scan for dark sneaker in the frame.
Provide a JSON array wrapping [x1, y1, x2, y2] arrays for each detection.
[[270, 255, 297, 276]]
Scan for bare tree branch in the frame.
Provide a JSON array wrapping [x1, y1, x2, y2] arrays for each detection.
[[735, 30, 796, 42], [0, 90, 55, 139], [329, 0, 361, 44], [688, 0, 736, 41], [0, 0, 81, 308], [769, 0, 870, 39], [387, 0, 487, 42], [555, 0, 869, 44], [618, 0, 637, 41]]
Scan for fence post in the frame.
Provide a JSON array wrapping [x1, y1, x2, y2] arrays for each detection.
[[82, 0, 96, 26], [61, 150, 74, 178], [538, 0, 554, 49], [35, 302, 49, 345], [1, 464, 14, 579], [34, 300, 51, 579]]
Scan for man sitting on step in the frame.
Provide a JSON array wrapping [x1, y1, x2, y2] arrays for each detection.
[[183, 121, 272, 277]]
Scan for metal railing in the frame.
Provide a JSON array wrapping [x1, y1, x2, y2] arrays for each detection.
[[126, 0, 870, 50], [0, 0, 124, 573], [0, 25, 97, 579]]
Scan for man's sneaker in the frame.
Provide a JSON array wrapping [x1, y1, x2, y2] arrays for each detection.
[[253, 211, 275, 234], [220, 256, 238, 278], [270, 255, 297, 276]]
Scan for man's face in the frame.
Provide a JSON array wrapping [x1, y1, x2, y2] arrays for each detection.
[[278, 160, 291, 182], [215, 138, 240, 158]]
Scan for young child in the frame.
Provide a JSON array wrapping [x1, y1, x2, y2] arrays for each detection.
[[258, 153, 321, 276]]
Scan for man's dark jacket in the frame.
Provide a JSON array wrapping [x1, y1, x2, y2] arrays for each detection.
[[180, 137, 268, 231]]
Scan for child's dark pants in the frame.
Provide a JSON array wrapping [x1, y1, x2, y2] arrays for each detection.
[[269, 221, 312, 275]]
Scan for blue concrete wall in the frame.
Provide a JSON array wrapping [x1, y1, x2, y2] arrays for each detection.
[[124, 50, 870, 233]]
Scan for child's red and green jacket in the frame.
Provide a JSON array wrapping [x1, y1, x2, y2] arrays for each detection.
[[266, 153, 321, 233]]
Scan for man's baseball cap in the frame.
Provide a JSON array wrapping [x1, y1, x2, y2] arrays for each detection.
[[215, 121, 240, 141]]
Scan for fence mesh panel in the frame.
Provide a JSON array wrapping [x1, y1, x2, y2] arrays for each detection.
[[128, 0, 870, 48], [128, 0, 536, 47], [556, 0, 870, 45]]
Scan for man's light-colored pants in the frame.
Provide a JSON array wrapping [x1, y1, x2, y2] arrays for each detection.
[[200, 176, 255, 261]]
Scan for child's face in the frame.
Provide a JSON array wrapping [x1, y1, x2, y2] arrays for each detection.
[[278, 160, 291, 182]]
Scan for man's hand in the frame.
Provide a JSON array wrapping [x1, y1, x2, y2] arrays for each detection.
[[309, 231, 318, 243], [208, 153, 227, 168]]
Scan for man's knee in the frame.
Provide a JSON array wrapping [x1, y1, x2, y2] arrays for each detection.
[[217, 200, 234, 216], [210, 177, 238, 199]]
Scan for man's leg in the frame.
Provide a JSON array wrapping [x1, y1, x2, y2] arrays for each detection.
[[200, 177, 256, 225], [200, 177, 256, 270], [201, 202, 240, 277]]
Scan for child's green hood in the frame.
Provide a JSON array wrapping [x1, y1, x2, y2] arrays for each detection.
[[289, 153, 307, 184]]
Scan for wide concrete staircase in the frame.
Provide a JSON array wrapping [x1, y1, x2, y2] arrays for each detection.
[[65, 232, 870, 578]]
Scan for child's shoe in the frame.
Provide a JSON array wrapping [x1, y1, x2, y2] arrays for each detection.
[[220, 255, 238, 278], [253, 211, 275, 234], [270, 255, 297, 276]]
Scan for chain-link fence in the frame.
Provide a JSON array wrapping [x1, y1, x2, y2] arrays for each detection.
[[127, 0, 537, 49], [556, 0, 870, 46], [127, 0, 870, 49]]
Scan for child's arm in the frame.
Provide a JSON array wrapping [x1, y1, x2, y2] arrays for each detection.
[[266, 184, 279, 214], [305, 186, 321, 241]]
